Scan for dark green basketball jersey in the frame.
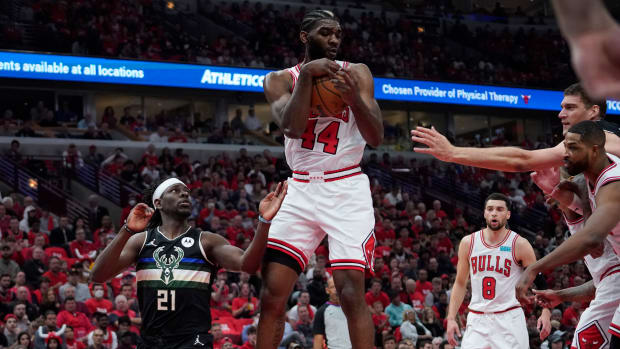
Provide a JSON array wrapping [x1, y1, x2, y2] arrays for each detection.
[[136, 226, 216, 337]]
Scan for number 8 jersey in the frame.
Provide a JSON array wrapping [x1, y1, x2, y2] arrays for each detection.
[[285, 61, 366, 172], [467, 230, 524, 313]]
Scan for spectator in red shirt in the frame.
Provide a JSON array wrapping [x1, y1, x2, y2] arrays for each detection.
[[27, 221, 50, 247], [389, 275, 409, 304], [64, 326, 87, 349], [57, 297, 93, 340], [232, 282, 259, 319], [211, 323, 227, 349], [287, 290, 316, 325], [365, 279, 390, 311], [373, 257, 391, 279], [405, 279, 425, 310], [69, 229, 96, 260], [168, 128, 188, 143], [371, 301, 390, 340], [416, 269, 433, 297], [93, 216, 115, 246], [432, 200, 448, 219], [0, 203, 12, 233], [211, 270, 232, 312], [85, 283, 113, 315], [562, 302, 580, 329], [43, 256, 67, 288], [240, 326, 257, 349]]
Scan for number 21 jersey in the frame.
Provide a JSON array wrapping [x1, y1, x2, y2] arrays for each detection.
[[285, 61, 366, 172], [136, 227, 216, 337]]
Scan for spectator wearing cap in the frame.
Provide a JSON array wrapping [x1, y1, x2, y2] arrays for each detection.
[[59, 268, 91, 303], [541, 330, 567, 349], [4, 313, 19, 345], [42, 256, 67, 288], [57, 297, 92, 340], [87, 312, 117, 349], [85, 284, 113, 315], [0, 243, 20, 278]]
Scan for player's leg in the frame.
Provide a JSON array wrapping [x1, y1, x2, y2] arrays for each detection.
[[489, 308, 528, 349], [459, 312, 490, 349], [256, 261, 300, 349], [320, 175, 375, 349], [256, 179, 322, 349], [570, 274, 620, 349]]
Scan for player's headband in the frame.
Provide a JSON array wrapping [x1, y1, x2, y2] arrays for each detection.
[[152, 178, 187, 208]]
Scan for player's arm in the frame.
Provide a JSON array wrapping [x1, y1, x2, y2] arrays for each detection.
[[517, 182, 620, 302], [335, 63, 383, 147], [203, 182, 287, 273], [263, 60, 340, 139], [92, 204, 152, 282], [605, 132, 620, 158], [411, 126, 565, 172], [446, 235, 471, 346]]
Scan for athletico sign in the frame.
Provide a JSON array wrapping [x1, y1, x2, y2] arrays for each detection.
[[0, 51, 618, 114]]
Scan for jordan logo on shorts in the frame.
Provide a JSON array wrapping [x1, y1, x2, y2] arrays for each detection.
[[194, 334, 204, 346]]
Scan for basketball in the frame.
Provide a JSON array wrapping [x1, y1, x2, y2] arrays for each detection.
[[311, 76, 347, 117]]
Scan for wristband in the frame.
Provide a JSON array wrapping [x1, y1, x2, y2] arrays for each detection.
[[567, 193, 584, 215], [122, 221, 140, 235], [258, 216, 272, 224]]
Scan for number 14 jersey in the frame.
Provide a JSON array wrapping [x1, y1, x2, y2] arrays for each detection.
[[285, 61, 366, 172], [467, 230, 524, 312]]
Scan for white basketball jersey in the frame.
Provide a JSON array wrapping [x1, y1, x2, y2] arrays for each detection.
[[587, 153, 620, 255], [468, 230, 523, 312], [565, 215, 620, 287], [284, 61, 366, 171]]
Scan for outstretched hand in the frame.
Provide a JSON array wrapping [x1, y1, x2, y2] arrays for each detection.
[[531, 167, 560, 194], [411, 126, 454, 162], [259, 181, 288, 221], [569, 24, 620, 100], [126, 203, 154, 233]]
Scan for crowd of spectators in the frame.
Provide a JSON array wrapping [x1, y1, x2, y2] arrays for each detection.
[[0, 141, 587, 348], [0, 0, 577, 89]]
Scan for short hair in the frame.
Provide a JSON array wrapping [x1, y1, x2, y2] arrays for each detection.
[[300, 9, 338, 32], [44, 310, 57, 318], [64, 297, 76, 304], [383, 335, 396, 345], [484, 193, 511, 210], [247, 325, 257, 335], [567, 120, 606, 147], [564, 83, 606, 117]]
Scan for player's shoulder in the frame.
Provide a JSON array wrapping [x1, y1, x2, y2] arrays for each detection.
[[345, 62, 372, 75], [264, 69, 293, 93]]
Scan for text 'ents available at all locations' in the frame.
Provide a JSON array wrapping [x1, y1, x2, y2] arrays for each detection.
[[0, 60, 144, 78]]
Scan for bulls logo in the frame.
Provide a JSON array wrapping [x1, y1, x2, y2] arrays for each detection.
[[363, 230, 376, 271], [576, 321, 608, 349], [521, 94, 531, 104]]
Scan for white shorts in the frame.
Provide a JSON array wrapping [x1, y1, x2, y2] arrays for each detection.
[[611, 305, 620, 340], [572, 272, 620, 349], [461, 307, 528, 349], [266, 170, 375, 274]]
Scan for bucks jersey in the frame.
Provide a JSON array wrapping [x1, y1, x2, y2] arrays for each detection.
[[136, 227, 216, 337]]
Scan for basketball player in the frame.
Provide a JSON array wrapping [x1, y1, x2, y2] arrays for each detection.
[[515, 121, 620, 348], [446, 193, 550, 348], [260, 9, 383, 349], [413, 83, 620, 347], [91, 178, 288, 348], [410, 83, 620, 173]]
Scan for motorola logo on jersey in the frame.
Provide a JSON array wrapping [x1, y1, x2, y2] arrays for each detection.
[[471, 255, 512, 277], [181, 237, 194, 248]]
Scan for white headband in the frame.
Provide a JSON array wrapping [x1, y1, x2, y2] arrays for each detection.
[[152, 178, 187, 207]]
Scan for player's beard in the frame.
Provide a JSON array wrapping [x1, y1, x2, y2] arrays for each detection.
[[307, 36, 334, 60], [486, 218, 506, 231], [565, 157, 589, 176]]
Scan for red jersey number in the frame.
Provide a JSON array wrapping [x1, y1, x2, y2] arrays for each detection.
[[300, 120, 340, 155]]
